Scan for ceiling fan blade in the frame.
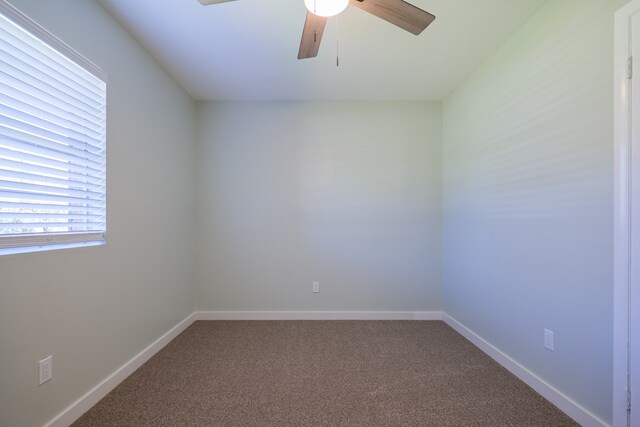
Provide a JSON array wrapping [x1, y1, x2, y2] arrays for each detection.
[[298, 12, 328, 59], [197, 0, 238, 5], [349, 0, 435, 35]]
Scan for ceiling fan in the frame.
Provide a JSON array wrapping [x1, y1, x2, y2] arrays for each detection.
[[197, 0, 436, 60]]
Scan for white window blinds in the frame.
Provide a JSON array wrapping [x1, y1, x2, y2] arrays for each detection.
[[0, 1, 106, 251]]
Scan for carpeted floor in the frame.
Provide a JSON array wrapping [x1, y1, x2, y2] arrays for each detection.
[[73, 321, 578, 426]]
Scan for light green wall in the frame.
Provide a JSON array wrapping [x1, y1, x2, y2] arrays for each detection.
[[442, 0, 627, 423], [0, 1, 196, 426], [195, 101, 442, 312]]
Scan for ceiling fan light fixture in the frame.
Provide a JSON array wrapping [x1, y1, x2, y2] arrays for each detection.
[[304, 0, 349, 17]]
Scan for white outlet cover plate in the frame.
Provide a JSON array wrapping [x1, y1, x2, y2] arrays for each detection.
[[544, 329, 554, 351], [39, 355, 52, 385]]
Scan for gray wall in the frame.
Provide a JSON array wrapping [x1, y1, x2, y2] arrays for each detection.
[[195, 102, 442, 312], [442, 0, 626, 423], [0, 1, 196, 426]]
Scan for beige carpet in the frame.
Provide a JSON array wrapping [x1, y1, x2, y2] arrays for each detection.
[[73, 321, 578, 426]]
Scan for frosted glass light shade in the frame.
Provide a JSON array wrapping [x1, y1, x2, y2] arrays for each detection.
[[304, 0, 349, 17]]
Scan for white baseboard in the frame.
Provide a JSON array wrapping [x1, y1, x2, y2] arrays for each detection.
[[44, 313, 196, 427], [195, 310, 442, 321], [442, 313, 609, 427]]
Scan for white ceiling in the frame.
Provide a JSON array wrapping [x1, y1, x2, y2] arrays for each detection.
[[98, 0, 546, 101]]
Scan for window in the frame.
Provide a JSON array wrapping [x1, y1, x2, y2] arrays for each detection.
[[0, 1, 106, 253]]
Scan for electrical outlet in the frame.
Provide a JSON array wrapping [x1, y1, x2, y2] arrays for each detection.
[[544, 329, 554, 351], [313, 281, 320, 293], [39, 355, 52, 385]]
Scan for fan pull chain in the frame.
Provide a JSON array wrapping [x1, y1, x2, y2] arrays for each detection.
[[336, 15, 340, 67], [313, 0, 318, 43]]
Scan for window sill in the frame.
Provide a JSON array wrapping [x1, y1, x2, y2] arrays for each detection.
[[0, 240, 105, 257]]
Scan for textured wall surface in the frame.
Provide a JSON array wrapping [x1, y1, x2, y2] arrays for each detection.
[[0, 1, 196, 426], [196, 101, 442, 312], [442, 0, 627, 423]]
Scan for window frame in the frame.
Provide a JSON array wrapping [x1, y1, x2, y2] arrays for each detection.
[[0, 0, 107, 255]]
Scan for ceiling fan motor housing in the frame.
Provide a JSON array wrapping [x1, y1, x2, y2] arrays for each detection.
[[303, 0, 349, 17]]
